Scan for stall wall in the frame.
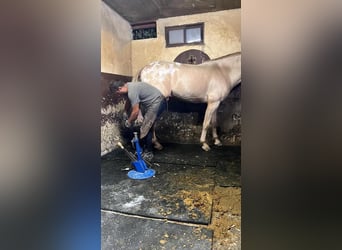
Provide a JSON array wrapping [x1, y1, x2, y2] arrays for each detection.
[[101, 2, 132, 156], [101, 1, 132, 75], [131, 9, 241, 77], [101, 7, 241, 155]]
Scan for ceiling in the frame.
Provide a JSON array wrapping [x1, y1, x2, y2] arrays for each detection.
[[103, 0, 241, 24]]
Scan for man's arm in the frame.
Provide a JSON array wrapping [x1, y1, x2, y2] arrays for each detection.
[[127, 103, 140, 124]]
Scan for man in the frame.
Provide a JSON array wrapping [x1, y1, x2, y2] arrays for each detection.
[[111, 81, 166, 161]]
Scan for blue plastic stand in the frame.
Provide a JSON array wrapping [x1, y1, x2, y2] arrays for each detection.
[[127, 132, 155, 180]]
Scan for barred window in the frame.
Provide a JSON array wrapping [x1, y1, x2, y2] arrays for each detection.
[[132, 22, 157, 40]]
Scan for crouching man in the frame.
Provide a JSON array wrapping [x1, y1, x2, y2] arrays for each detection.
[[111, 81, 166, 161]]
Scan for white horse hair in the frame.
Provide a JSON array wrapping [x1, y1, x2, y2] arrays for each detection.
[[137, 52, 241, 151]]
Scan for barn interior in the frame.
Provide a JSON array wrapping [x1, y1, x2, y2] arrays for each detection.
[[101, 1, 241, 249]]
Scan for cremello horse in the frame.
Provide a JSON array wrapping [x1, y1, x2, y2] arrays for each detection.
[[138, 52, 241, 151]]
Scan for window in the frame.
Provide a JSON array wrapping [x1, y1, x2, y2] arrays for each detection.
[[165, 23, 204, 47], [132, 22, 157, 40]]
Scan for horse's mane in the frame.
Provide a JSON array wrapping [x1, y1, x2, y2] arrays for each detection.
[[203, 51, 241, 63]]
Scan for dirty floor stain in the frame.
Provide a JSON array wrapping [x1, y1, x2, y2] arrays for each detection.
[[101, 143, 241, 249]]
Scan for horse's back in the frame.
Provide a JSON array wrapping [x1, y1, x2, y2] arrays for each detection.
[[140, 61, 177, 97], [139, 52, 241, 101]]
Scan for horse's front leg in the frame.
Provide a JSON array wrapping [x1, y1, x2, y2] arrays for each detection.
[[211, 109, 222, 146], [200, 101, 220, 151]]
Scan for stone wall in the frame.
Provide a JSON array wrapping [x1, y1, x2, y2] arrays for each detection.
[[101, 73, 131, 156]]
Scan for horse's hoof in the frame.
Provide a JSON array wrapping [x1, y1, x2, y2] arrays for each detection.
[[201, 143, 211, 151], [214, 139, 222, 146], [154, 142, 163, 150]]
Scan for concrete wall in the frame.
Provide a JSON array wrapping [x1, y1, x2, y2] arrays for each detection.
[[132, 9, 241, 77], [101, 1, 132, 75]]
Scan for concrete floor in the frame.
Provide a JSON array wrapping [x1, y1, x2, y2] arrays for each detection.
[[101, 143, 240, 250]]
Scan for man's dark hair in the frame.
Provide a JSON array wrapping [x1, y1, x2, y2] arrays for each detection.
[[109, 80, 125, 93]]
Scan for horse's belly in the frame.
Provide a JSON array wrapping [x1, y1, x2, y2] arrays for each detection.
[[174, 95, 206, 103], [172, 88, 207, 102]]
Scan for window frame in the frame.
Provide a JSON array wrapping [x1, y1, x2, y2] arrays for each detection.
[[165, 22, 204, 47]]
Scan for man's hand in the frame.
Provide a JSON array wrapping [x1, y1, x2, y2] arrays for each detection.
[[124, 120, 131, 128], [135, 110, 144, 126], [122, 112, 128, 120]]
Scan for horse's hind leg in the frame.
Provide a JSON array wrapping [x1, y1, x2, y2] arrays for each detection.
[[211, 109, 222, 146], [200, 101, 220, 151]]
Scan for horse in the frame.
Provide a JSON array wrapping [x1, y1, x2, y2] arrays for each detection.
[[137, 52, 241, 151]]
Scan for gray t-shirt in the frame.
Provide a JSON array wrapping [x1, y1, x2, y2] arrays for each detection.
[[127, 82, 163, 108]]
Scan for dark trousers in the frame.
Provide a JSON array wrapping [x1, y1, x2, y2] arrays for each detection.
[[140, 96, 166, 152]]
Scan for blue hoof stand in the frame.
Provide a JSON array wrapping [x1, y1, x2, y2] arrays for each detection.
[[127, 168, 155, 180], [127, 132, 155, 180]]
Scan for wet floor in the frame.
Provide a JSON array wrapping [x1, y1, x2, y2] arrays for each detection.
[[101, 143, 241, 250]]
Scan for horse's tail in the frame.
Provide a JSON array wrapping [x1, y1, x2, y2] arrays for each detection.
[[132, 67, 143, 82]]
